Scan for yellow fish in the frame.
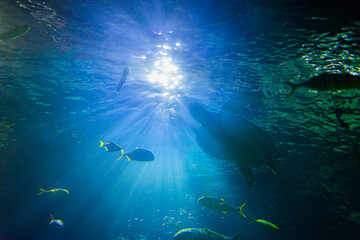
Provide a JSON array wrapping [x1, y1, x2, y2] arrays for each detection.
[[239, 203, 279, 231], [38, 188, 69, 196], [49, 214, 64, 228]]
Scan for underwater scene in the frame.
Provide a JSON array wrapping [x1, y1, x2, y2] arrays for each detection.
[[0, 0, 360, 239]]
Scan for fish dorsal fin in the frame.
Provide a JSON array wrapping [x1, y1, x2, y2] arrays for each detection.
[[204, 189, 213, 197], [231, 231, 243, 240], [284, 82, 297, 98], [236, 163, 254, 188], [205, 228, 228, 238], [263, 155, 278, 175]]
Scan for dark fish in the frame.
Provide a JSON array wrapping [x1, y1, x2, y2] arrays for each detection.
[[188, 103, 277, 188], [118, 147, 154, 162], [100, 140, 123, 152], [0, 25, 30, 41], [174, 228, 242, 240], [117, 66, 129, 93], [285, 73, 360, 97]]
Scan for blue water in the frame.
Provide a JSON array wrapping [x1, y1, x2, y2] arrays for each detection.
[[1, 0, 360, 239]]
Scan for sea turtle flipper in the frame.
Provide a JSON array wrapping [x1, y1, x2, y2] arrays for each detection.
[[236, 163, 254, 188], [264, 155, 278, 175]]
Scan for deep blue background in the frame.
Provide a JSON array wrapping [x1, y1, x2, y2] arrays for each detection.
[[0, 0, 360, 239]]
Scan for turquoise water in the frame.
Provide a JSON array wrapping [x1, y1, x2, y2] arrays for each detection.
[[0, 0, 360, 239]]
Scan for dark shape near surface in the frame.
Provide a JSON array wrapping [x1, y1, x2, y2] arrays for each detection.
[[188, 103, 277, 188], [285, 73, 360, 97], [174, 228, 242, 240], [0, 25, 30, 41], [117, 66, 129, 93], [118, 147, 155, 162], [100, 140, 122, 152]]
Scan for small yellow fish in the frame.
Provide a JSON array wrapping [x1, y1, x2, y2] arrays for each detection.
[[49, 214, 64, 228], [38, 188, 69, 196], [239, 203, 279, 231]]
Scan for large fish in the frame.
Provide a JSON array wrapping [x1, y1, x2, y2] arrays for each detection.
[[285, 73, 360, 97], [117, 66, 129, 93], [174, 228, 242, 240], [198, 196, 243, 214], [188, 103, 277, 188], [0, 25, 30, 41]]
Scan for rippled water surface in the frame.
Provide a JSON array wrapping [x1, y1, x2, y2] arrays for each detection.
[[0, 0, 360, 239]]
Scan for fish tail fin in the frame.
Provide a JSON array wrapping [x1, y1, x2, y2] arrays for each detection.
[[284, 82, 297, 98], [99, 140, 104, 148], [204, 189, 212, 197], [116, 149, 125, 161], [239, 203, 247, 218], [38, 188, 45, 195], [264, 155, 278, 175], [49, 214, 54, 224], [231, 231, 243, 240]]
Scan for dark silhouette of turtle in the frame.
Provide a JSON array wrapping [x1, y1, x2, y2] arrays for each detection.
[[188, 103, 277, 187]]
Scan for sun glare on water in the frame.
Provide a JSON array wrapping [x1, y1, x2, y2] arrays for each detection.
[[146, 34, 183, 100]]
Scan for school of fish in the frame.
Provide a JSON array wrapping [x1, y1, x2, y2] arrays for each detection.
[[4, 14, 360, 239]]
